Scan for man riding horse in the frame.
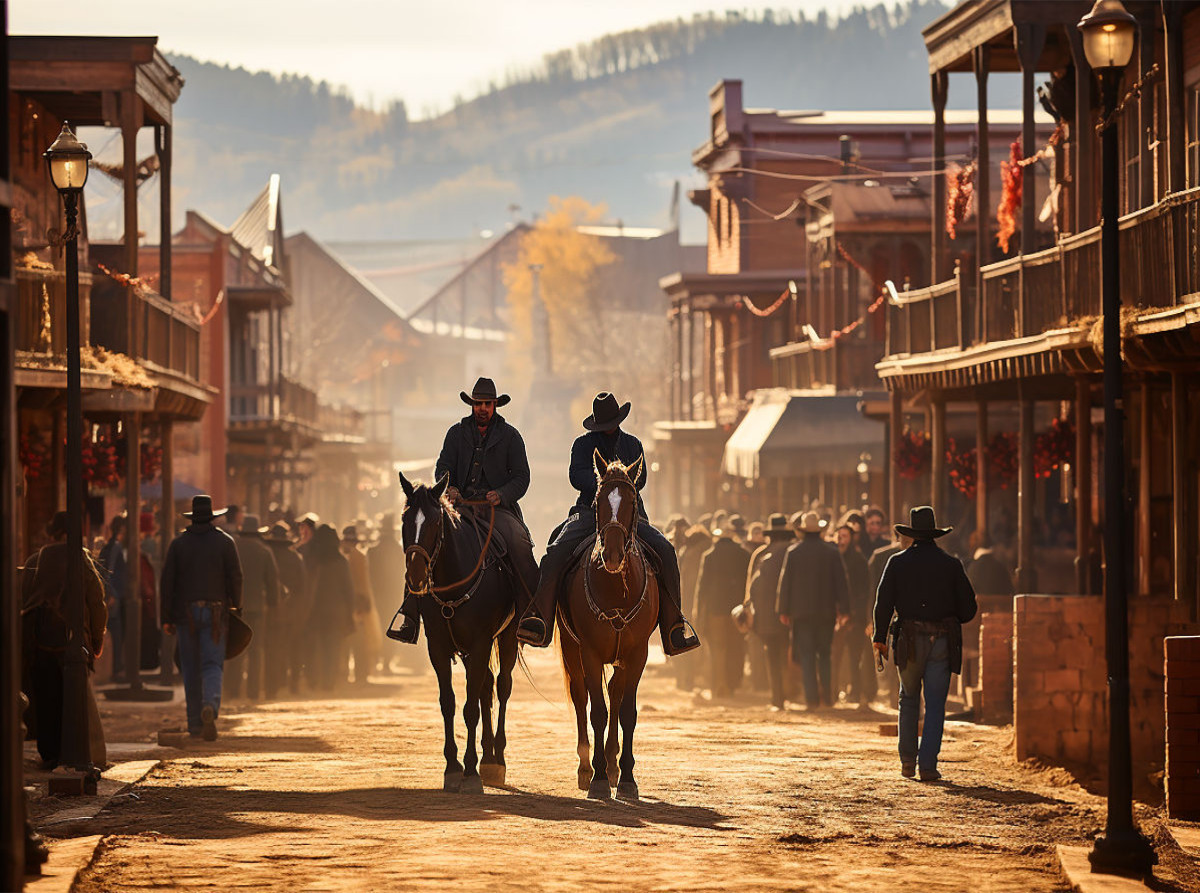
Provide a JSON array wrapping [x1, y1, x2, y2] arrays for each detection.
[[517, 392, 701, 656], [392, 377, 539, 644]]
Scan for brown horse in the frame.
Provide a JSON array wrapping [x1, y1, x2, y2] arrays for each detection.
[[558, 452, 659, 801]]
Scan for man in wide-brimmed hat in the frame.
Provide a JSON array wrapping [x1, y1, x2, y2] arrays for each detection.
[[744, 513, 794, 709], [229, 514, 279, 700], [160, 495, 243, 740], [391, 377, 539, 644], [517, 391, 700, 656], [262, 521, 307, 694], [873, 506, 977, 782]]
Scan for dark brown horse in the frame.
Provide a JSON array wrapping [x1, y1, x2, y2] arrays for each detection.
[[398, 472, 519, 793], [558, 453, 659, 801]]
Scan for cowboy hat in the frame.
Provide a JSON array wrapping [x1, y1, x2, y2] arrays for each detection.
[[792, 511, 827, 534], [894, 506, 953, 539], [182, 495, 227, 523], [459, 377, 511, 407], [764, 512, 794, 539], [225, 611, 253, 661], [583, 392, 631, 432], [341, 524, 361, 543], [262, 521, 293, 543], [238, 514, 263, 535]]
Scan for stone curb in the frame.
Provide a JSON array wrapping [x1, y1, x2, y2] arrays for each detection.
[[1055, 845, 1153, 893]]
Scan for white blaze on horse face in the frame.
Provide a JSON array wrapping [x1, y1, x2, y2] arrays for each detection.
[[414, 508, 426, 543], [607, 486, 622, 522]]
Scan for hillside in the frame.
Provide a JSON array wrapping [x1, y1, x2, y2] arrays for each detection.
[[159, 2, 1010, 243]]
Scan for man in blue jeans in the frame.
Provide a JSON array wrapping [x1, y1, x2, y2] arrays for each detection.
[[873, 506, 977, 781], [161, 495, 243, 741]]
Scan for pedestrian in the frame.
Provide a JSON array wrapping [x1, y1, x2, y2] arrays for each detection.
[[675, 523, 712, 692], [694, 524, 750, 698], [160, 495, 243, 741], [745, 521, 767, 552], [230, 514, 279, 700], [263, 522, 307, 695], [342, 525, 382, 686], [296, 512, 319, 562], [304, 524, 355, 692], [743, 513, 794, 710], [20, 511, 108, 768], [864, 506, 891, 554], [873, 506, 978, 781], [776, 512, 849, 710], [97, 513, 129, 682], [833, 523, 873, 707], [135, 515, 161, 673], [966, 532, 1014, 597], [368, 513, 406, 674]]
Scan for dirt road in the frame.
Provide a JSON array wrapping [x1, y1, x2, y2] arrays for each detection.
[[67, 650, 1196, 892]]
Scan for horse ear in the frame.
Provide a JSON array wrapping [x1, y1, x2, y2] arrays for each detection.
[[593, 448, 608, 479], [430, 473, 449, 501], [398, 470, 415, 501], [628, 454, 645, 485]]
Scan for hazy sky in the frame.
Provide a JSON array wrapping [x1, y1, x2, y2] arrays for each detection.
[[12, 0, 872, 114]]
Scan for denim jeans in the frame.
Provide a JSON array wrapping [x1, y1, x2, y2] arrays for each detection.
[[898, 633, 951, 770], [177, 603, 227, 733]]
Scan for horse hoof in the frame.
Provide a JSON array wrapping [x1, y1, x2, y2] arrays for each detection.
[[577, 769, 593, 792], [587, 779, 611, 800], [443, 770, 463, 793], [460, 774, 484, 795], [480, 764, 506, 787], [616, 781, 639, 802]]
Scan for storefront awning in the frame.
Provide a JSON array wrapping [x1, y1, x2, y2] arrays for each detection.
[[722, 389, 883, 480]]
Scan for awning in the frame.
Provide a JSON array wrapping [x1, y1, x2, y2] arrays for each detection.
[[722, 389, 884, 480]]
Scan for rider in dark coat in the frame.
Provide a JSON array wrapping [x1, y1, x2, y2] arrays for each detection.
[[516, 392, 700, 656], [392, 378, 539, 644]]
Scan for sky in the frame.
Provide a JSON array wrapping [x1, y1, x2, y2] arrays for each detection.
[[12, 0, 874, 114]]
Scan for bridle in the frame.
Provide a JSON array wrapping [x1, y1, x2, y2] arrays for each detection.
[[592, 476, 639, 575], [582, 472, 649, 637], [404, 499, 495, 619]]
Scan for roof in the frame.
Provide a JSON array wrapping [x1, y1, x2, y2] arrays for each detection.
[[285, 231, 412, 324], [230, 174, 285, 272]]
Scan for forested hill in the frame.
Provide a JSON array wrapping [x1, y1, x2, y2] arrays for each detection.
[[164, 2, 975, 243]]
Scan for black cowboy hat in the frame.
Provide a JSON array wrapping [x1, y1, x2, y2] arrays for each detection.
[[238, 514, 263, 535], [582, 392, 631, 432], [894, 505, 953, 540], [764, 512, 794, 539], [182, 495, 226, 523], [459, 377, 510, 407], [262, 521, 293, 543]]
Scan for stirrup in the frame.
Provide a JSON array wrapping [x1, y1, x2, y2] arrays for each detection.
[[387, 615, 419, 645], [665, 621, 700, 656], [517, 615, 548, 647]]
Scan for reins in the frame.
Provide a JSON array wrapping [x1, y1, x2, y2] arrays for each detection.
[[583, 474, 650, 641], [405, 499, 497, 619]]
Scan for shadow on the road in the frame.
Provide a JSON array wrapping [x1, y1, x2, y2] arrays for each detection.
[[123, 783, 732, 837], [172, 734, 333, 755], [936, 781, 1068, 807]]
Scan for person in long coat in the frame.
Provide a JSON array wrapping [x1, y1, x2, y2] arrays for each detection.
[[305, 524, 355, 692], [744, 513, 794, 709], [263, 522, 307, 695], [368, 513, 406, 673], [776, 512, 849, 709], [694, 526, 750, 698], [342, 525, 382, 685], [675, 524, 712, 691], [230, 514, 279, 700], [834, 523, 873, 707]]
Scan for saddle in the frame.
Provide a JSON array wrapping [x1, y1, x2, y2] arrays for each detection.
[[557, 531, 663, 601]]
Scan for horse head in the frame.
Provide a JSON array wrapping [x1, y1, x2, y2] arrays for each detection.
[[592, 450, 643, 574], [399, 470, 452, 593]]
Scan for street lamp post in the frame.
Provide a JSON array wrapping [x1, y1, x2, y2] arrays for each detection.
[[1077, 0, 1157, 877], [43, 123, 93, 771]]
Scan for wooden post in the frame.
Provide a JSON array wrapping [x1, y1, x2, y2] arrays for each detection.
[[931, 393, 947, 512], [122, 93, 141, 358], [1068, 29, 1096, 229], [932, 71, 948, 284], [974, 45, 991, 340], [156, 124, 172, 300], [1171, 373, 1187, 607], [1164, 3, 1186, 194], [1138, 381, 1152, 596], [158, 419, 175, 684], [1076, 377, 1093, 595], [124, 414, 142, 690], [889, 390, 902, 527], [976, 398, 989, 542], [1016, 24, 1046, 253], [1017, 392, 1037, 592]]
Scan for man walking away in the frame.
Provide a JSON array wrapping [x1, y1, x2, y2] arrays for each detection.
[[873, 506, 977, 781], [161, 496, 243, 741], [263, 522, 306, 695], [744, 513, 794, 710], [231, 514, 279, 700], [694, 525, 750, 698], [777, 512, 849, 710], [834, 523, 873, 707]]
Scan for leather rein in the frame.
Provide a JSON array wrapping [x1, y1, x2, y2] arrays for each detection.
[[584, 477, 650, 633], [405, 499, 496, 619]]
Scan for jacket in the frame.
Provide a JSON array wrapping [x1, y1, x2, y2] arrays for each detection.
[[266, 540, 308, 620], [21, 543, 108, 655], [234, 532, 280, 615], [776, 534, 850, 625], [840, 546, 871, 623], [746, 538, 792, 640], [568, 428, 648, 517], [436, 413, 530, 512], [306, 551, 355, 637], [873, 539, 978, 650], [694, 536, 751, 620], [160, 522, 244, 624], [679, 528, 713, 618], [368, 535, 405, 617]]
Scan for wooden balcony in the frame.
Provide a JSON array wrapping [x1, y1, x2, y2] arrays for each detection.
[[770, 336, 883, 392], [229, 375, 319, 435], [884, 274, 970, 357], [89, 277, 202, 383], [15, 265, 93, 358]]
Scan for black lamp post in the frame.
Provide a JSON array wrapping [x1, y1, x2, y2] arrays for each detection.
[[43, 123, 93, 771], [1077, 0, 1157, 877]]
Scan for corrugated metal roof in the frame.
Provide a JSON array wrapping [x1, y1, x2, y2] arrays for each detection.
[[230, 174, 284, 271]]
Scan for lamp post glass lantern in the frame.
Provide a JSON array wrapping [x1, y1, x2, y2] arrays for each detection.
[[43, 122, 94, 772], [1077, 0, 1157, 878]]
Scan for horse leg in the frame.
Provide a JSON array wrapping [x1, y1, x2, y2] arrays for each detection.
[[479, 659, 496, 773], [483, 623, 517, 788], [615, 644, 649, 801], [583, 649, 612, 800], [605, 666, 626, 786], [560, 627, 591, 791], [431, 649, 462, 792], [460, 651, 486, 794]]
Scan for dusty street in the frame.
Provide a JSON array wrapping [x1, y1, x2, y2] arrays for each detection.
[[61, 649, 1194, 892]]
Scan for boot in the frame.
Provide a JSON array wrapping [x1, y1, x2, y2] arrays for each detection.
[[517, 579, 556, 647], [657, 582, 700, 657], [385, 594, 420, 645]]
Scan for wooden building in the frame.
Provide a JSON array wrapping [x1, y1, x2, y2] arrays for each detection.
[[876, 0, 1200, 777]]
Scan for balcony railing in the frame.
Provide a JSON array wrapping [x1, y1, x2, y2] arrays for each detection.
[[883, 187, 1200, 358], [770, 336, 883, 391], [89, 279, 202, 383], [230, 375, 318, 429], [15, 266, 92, 357]]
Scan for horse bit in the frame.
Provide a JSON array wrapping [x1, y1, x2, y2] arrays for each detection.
[[585, 478, 649, 632], [405, 501, 495, 619]]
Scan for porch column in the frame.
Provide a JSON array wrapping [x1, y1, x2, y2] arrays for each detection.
[[888, 389, 902, 526], [156, 124, 172, 300], [121, 92, 141, 357], [1171, 373, 1188, 608], [1075, 377, 1093, 595], [974, 45, 991, 338], [124, 414, 143, 691], [1138, 381, 1152, 596], [158, 419, 175, 684], [931, 392, 947, 512], [1017, 392, 1037, 592], [1016, 24, 1046, 253], [976, 398, 989, 542], [1068, 29, 1097, 228], [932, 71, 949, 283]]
